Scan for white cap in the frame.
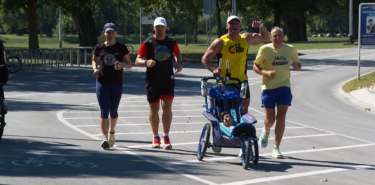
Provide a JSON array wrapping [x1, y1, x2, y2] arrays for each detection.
[[154, 17, 167, 27], [227, 15, 241, 23]]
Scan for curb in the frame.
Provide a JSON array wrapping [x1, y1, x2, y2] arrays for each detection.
[[339, 82, 375, 114], [369, 86, 375, 94]]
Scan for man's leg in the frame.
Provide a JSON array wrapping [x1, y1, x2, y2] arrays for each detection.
[[272, 86, 293, 159], [161, 98, 173, 149], [242, 98, 250, 114], [259, 89, 276, 148], [149, 102, 160, 147]]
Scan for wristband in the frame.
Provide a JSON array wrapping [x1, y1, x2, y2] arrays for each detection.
[[259, 23, 264, 28], [145, 59, 149, 66]]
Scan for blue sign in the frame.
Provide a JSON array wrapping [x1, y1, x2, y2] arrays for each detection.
[[359, 4, 375, 48], [204, 0, 216, 14]]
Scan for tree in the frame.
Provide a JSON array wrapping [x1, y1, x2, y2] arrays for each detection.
[[1, 0, 41, 49]]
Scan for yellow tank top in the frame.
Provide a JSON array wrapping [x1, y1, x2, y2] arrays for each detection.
[[219, 34, 248, 83]]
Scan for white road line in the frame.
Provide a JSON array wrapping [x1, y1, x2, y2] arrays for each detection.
[[92, 130, 203, 137], [57, 111, 218, 185], [63, 109, 206, 114], [120, 100, 203, 103], [166, 143, 375, 166], [75, 122, 208, 127], [6, 93, 46, 98], [248, 107, 375, 144], [221, 163, 375, 185], [109, 130, 320, 149], [64, 115, 204, 120], [116, 104, 204, 107]]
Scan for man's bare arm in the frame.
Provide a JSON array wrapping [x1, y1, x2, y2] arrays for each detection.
[[201, 39, 223, 72], [135, 55, 148, 67], [253, 63, 267, 76], [244, 26, 270, 46], [92, 55, 98, 71], [174, 52, 182, 63]]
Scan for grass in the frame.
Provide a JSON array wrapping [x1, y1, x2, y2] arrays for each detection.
[[0, 33, 358, 62], [342, 71, 375, 93]]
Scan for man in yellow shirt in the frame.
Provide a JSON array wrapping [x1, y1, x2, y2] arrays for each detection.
[[253, 27, 301, 159], [201, 15, 270, 114]]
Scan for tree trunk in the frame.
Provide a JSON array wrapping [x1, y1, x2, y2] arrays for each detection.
[[72, 7, 98, 47], [193, 16, 198, 44], [216, 0, 222, 38], [25, 1, 39, 49], [46, 24, 53, 37], [273, 0, 282, 27], [282, 11, 303, 42], [298, 13, 307, 41], [39, 23, 43, 38], [184, 23, 188, 45]]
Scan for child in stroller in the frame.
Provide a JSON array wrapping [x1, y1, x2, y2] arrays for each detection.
[[197, 59, 259, 169]]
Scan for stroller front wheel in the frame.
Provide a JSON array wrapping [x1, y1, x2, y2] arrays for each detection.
[[197, 123, 211, 161]]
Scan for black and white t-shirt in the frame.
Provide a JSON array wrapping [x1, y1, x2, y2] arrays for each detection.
[[94, 42, 129, 84]]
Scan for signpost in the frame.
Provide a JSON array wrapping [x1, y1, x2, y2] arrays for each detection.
[[358, 3, 375, 80], [204, 0, 215, 46]]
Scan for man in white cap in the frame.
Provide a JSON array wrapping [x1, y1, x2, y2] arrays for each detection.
[[135, 17, 183, 150], [201, 15, 270, 114]]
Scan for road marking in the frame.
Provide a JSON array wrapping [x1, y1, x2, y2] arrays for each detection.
[[113, 132, 328, 150], [248, 107, 375, 144], [63, 109, 205, 114], [120, 99, 203, 103], [166, 143, 375, 166], [92, 130, 203, 137], [64, 115, 204, 120], [57, 109, 218, 185], [75, 122, 208, 127], [221, 163, 375, 185]]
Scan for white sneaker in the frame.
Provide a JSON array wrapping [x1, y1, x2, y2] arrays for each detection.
[[108, 134, 115, 147], [272, 147, 284, 159]]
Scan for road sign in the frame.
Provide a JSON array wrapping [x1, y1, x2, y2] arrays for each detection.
[[357, 3, 375, 80], [359, 3, 375, 48], [204, 0, 216, 14]]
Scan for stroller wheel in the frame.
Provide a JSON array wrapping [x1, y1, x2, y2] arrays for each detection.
[[197, 123, 211, 161], [251, 139, 259, 164], [241, 140, 251, 169]]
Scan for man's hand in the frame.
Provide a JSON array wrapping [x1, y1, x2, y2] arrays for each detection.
[[213, 67, 222, 76], [266, 70, 276, 80], [93, 69, 99, 77], [252, 21, 263, 28], [175, 62, 183, 73], [114, 61, 123, 70], [147, 59, 156, 68]]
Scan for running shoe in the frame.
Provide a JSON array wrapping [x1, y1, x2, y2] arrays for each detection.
[[259, 126, 269, 148], [152, 136, 161, 148], [272, 147, 284, 159], [161, 136, 172, 150]]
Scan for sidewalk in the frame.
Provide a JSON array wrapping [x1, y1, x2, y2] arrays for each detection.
[[340, 85, 375, 113]]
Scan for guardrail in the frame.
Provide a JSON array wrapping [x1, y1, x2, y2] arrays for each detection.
[[5, 45, 135, 69]]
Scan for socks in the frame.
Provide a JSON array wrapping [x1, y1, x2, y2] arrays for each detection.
[[154, 134, 159, 138], [163, 133, 169, 137], [110, 131, 115, 134], [274, 145, 279, 149]]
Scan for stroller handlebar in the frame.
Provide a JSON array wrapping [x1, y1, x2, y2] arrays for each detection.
[[202, 75, 242, 85]]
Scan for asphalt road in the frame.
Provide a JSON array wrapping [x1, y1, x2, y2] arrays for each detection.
[[0, 48, 374, 185]]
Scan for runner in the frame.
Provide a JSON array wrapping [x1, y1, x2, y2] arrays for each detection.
[[253, 27, 301, 159], [92, 23, 132, 149], [201, 15, 270, 114], [0, 40, 9, 113], [135, 17, 183, 150]]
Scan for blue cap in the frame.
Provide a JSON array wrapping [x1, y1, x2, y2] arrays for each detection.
[[104, 23, 116, 32]]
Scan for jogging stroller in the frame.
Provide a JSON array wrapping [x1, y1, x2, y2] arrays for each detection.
[[197, 59, 259, 169]]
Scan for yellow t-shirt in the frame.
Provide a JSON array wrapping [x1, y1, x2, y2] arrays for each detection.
[[219, 34, 249, 83], [253, 43, 300, 90]]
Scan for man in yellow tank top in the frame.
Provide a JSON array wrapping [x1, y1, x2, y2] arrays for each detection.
[[201, 15, 270, 114], [253, 27, 301, 159]]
